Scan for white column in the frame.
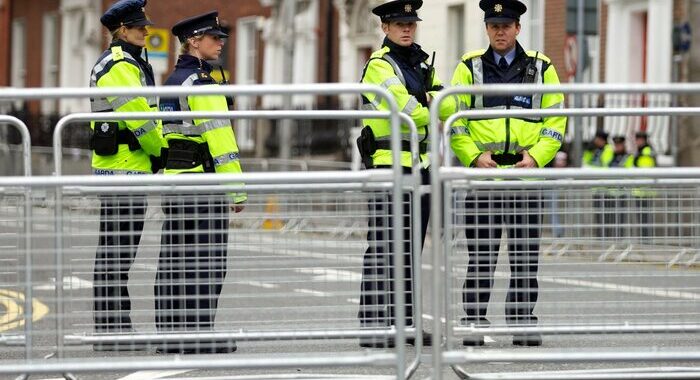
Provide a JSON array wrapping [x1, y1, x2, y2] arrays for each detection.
[[646, 0, 672, 83], [603, 0, 630, 83]]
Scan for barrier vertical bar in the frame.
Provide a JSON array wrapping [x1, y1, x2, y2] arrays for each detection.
[[0, 116, 33, 378]]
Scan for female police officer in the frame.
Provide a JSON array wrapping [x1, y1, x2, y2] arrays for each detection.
[[357, 0, 452, 348], [155, 11, 245, 354], [90, 0, 164, 350]]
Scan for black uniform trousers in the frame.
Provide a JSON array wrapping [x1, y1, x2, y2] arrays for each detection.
[[93, 195, 146, 331], [358, 167, 430, 327], [462, 193, 541, 326], [155, 194, 229, 332]]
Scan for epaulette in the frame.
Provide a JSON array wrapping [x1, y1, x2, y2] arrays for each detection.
[[526, 50, 551, 63], [110, 46, 125, 62], [369, 46, 391, 60], [461, 49, 487, 62]]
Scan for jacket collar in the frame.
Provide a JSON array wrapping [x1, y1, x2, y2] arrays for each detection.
[[383, 37, 429, 66], [110, 39, 144, 60], [175, 54, 214, 73]]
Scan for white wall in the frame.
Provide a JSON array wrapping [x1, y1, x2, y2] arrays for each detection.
[[59, 0, 102, 114], [261, 0, 319, 109], [604, 0, 672, 83]]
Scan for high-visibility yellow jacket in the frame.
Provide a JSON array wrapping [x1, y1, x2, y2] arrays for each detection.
[[450, 43, 566, 168], [360, 38, 454, 168], [89, 40, 164, 175], [583, 144, 614, 168], [634, 145, 656, 168], [159, 54, 246, 204]]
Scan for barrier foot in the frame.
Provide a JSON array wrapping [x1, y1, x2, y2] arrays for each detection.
[[13, 374, 29, 380], [62, 373, 78, 380]]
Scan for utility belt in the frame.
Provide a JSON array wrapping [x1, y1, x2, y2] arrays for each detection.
[[163, 139, 215, 173], [89, 122, 141, 156], [356, 126, 427, 169], [491, 153, 523, 166]]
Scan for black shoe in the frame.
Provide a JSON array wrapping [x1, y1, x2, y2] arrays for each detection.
[[156, 340, 237, 354], [462, 335, 485, 346], [407, 331, 433, 347], [93, 341, 147, 352], [359, 337, 395, 349], [92, 327, 146, 352], [512, 333, 542, 346]]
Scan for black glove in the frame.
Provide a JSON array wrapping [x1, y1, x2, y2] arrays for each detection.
[[149, 155, 162, 174]]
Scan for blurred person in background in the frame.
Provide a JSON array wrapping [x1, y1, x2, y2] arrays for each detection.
[[89, 0, 164, 351], [632, 131, 657, 241], [583, 130, 613, 168], [155, 10, 245, 355], [602, 136, 634, 238]]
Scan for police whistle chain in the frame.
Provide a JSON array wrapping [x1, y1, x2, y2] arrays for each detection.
[[425, 51, 436, 89]]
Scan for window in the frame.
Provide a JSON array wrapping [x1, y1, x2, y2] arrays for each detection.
[[42, 13, 59, 114], [235, 17, 259, 151], [447, 4, 465, 67]]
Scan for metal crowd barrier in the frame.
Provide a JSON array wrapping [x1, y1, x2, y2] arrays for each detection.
[[428, 83, 700, 380], [0, 115, 34, 373], [0, 84, 428, 379]]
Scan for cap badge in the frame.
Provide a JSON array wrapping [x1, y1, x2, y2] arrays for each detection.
[[404, 4, 412, 13], [216, 16, 220, 26], [494, 4, 503, 13]]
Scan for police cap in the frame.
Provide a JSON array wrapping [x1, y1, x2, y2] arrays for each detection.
[[612, 136, 626, 144], [635, 131, 648, 139], [172, 11, 228, 43], [479, 0, 527, 24], [594, 130, 609, 140], [101, 0, 154, 31], [372, 0, 423, 23]]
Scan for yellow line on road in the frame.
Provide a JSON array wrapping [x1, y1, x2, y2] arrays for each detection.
[[0, 289, 49, 333]]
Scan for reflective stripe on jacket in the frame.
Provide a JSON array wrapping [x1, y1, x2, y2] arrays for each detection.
[[160, 54, 246, 204]]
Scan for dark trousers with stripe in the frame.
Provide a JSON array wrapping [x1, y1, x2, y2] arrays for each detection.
[[358, 168, 430, 327], [462, 193, 541, 326], [155, 195, 229, 331], [93, 195, 146, 331]]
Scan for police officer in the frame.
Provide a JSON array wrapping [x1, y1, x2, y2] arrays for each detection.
[[602, 136, 634, 238], [632, 131, 656, 239], [357, 0, 452, 349], [584, 130, 614, 237], [90, 0, 164, 351], [155, 11, 245, 355], [634, 131, 656, 168], [450, 0, 566, 347], [583, 130, 614, 168]]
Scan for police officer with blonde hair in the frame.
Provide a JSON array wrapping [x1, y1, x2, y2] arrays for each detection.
[[450, 0, 566, 347], [155, 11, 244, 355], [357, 0, 452, 348], [90, 0, 164, 351]]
